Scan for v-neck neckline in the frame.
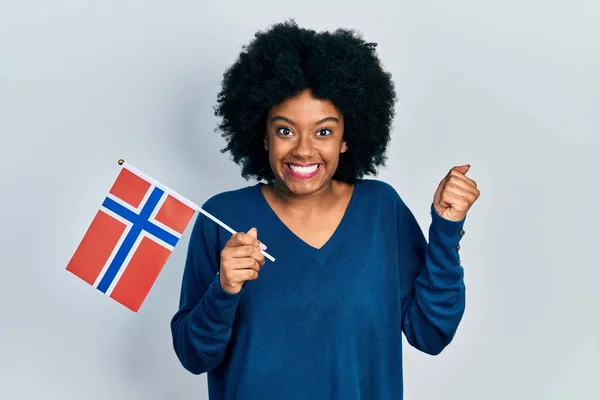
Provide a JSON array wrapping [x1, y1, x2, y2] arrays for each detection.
[[254, 181, 364, 266]]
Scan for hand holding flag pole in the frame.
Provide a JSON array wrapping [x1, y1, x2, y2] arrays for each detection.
[[116, 158, 275, 263], [66, 159, 275, 312]]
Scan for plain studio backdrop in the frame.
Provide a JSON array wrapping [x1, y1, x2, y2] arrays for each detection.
[[1, 1, 598, 399]]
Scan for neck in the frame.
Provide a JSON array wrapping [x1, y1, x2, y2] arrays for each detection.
[[266, 180, 341, 220]]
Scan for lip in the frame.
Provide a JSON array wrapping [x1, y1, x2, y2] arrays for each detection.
[[287, 162, 319, 166], [285, 163, 322, 180]]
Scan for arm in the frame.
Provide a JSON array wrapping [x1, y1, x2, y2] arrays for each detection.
[[170, 209, 243, 374], [399, 201, 466, 356]]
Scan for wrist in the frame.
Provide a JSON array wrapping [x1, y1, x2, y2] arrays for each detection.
[[429, 203, 466, 241], [219, 273, 243, 295]]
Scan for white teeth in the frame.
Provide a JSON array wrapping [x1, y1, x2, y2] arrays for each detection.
[[289, 164, 318, 175]]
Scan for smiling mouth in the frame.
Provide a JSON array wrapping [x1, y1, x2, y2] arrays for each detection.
[[285, 163, 321, 178]]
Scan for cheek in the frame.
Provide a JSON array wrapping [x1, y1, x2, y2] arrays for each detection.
[[322, 146, 342, 163], [267, 145, 287, 167]]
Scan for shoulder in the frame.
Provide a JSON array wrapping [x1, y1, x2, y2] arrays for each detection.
[[355, 178, 419, 228], [356, 178, 408, 208]]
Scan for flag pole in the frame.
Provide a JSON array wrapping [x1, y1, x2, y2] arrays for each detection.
[[117, 159, 275, 262]]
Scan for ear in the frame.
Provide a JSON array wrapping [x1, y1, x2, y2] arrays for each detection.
[[340, 140, 348, 153], [263, 133, 269, 151]]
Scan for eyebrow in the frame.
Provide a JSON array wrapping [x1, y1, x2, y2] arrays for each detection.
[[270, 116, 340, 126]]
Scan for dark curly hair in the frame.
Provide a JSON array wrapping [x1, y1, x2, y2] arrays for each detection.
[[213, 19, 397, 184]]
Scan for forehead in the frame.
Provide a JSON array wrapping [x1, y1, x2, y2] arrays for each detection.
[[267, 89, 342, 122]]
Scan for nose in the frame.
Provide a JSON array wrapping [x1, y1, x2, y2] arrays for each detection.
[[292, 134, 313, 159]]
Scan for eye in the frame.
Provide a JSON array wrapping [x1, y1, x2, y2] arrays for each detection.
[[316, 128, 332, 136], [277, 127, 293, 136]]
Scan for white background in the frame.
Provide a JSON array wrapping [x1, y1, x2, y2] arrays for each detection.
[[1, 0, 598, 399]]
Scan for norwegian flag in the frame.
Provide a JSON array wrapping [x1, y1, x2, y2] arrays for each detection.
[[66, 161, 197, 312]]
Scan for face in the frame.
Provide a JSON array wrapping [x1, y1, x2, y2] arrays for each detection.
[[264, 89, 347, 197]]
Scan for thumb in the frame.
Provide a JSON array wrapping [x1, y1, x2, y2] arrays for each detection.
[[246, 227, 266, 250], [455, 164, 470, 174], [246, 227, 257, 238]]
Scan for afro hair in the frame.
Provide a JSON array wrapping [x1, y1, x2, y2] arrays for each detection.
[[213, 19, 397, 184]]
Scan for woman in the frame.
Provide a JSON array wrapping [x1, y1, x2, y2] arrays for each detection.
[[170, 20, 480, 399]]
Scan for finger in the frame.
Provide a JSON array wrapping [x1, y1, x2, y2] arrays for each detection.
[[451, 164, 470, 175], [237, 269, 259, 282], [441, 185, 479, 205], [226, 231, 263, 249], [446, 175, 480, 197], [440, 190, 473, 210], [227, 244, 258, 258], [223, 268, 259, 286], [227, 256, 263, 271], [248, 227, 268, 250], [231, 268, 259, 282], [226, 245, 266, 265], [247, 227, 257, 239], [449, 169, 477, 188]]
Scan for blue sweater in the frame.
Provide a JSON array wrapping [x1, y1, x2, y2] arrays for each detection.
[[170, 179, 466, 399]]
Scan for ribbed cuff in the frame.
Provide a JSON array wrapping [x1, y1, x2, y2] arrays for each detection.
[[429, 203, 466, 244]]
